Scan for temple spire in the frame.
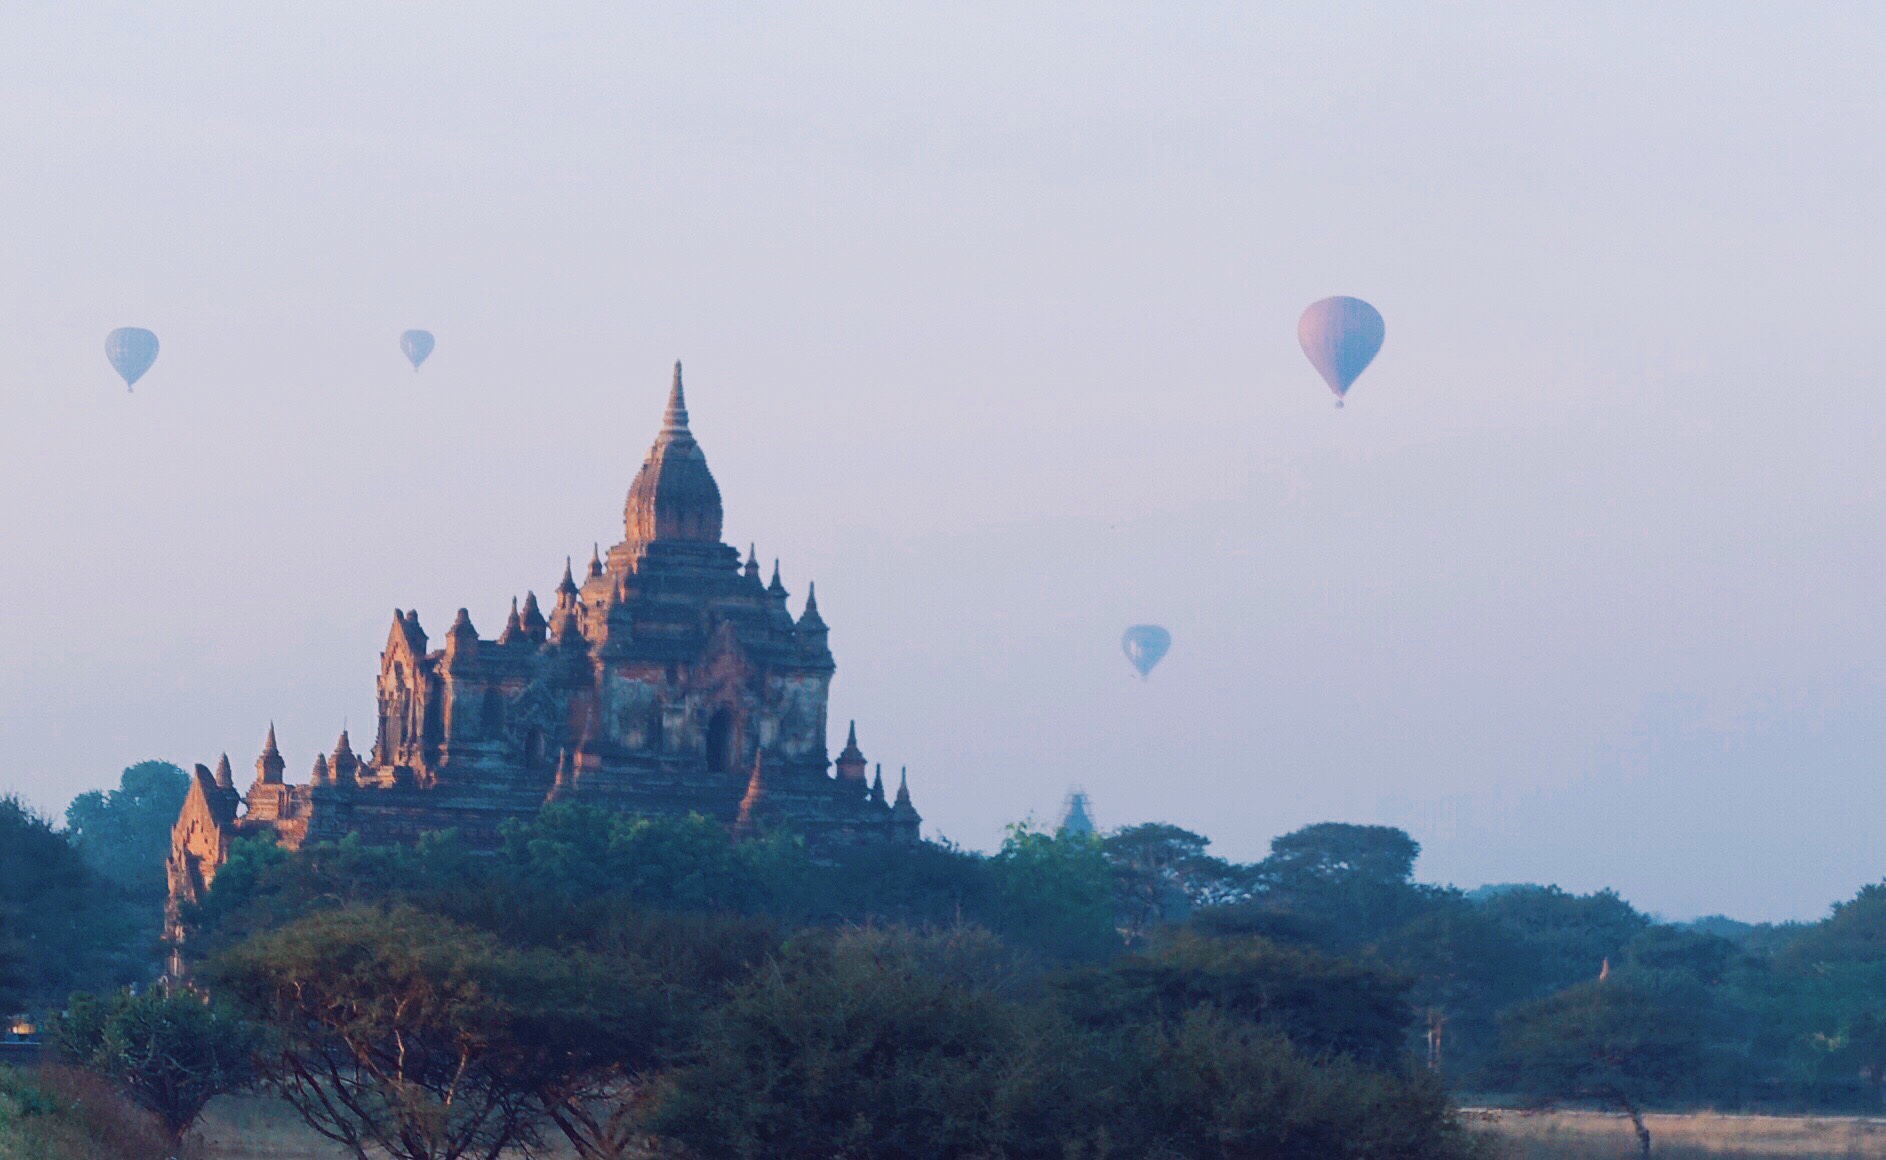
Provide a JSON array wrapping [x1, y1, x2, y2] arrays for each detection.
[[213, 753, 234, 790], [891, 767, 921, 835], [589, 543, 604, 578], [836, 720, 866, 785], [663, 360, 690, 435], [256, 723, 285, 785], [769, 560, 786, 597], [331, 729, 360, 782], [520, 591, 548, 641], [798, 582, 827, 631], [558, 557, 578, 596]]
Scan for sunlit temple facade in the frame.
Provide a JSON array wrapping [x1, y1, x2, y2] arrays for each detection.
[[168, 364, 920, 927]]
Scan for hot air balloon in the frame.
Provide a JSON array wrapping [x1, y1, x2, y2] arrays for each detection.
[[1297, 296, 1384, 408], [1121, 625, 1171, 679], [104, 327, 159, 391], [401, 329, 435, 370]]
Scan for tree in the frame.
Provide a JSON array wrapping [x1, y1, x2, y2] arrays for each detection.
[[0, 795, 146, 1007], [0, 909, 25, 1015], [1780, 882, 1886, 972], [1476, 885, 1650, 994], [650, 926, 1108, 1160], [986, 823, 1119, 962], [64, 761, 190, 904], [1054, 930, 1414, 1068], [1373, 892, 1536, 1076], [1254, 823, 1433, 950], [1125, 1007, 1483, 1160], [1496, 975, 1712, 1158], [1623, 925, 1739, 987], [209, 906, 560, 1160], [51, 987, 261, 1153], [499, 803, 768, 912], [1102, 823, 1242, 942]]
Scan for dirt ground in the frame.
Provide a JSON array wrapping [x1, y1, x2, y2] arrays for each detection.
[[185, 1098, 1886, 1160], [1470, 1107, 1886, 1159]]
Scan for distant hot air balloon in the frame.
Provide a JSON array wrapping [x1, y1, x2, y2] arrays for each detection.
[[1121, 625, 1171, 679], [1297, 296, 1384, 408], [104, 327, 159, 391], [401, 329, 435, 370]]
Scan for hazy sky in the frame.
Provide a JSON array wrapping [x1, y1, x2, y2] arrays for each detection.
[[3, 4, 1883, 922]]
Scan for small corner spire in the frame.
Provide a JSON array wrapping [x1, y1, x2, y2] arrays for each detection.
[[847, 720, 858, 748], [589, 543, 604, 578], [799, 581, 827, 631], [559, 556, 577, 593], [263, 722, 280, 756], [768, 559, 786, 597]]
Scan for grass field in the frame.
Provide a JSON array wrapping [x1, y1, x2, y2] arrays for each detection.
[[1471, 1107, 1886, 1159]]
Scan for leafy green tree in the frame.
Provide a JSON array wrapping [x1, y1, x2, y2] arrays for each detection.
[[210, 906, 556, 1160], [1125, 1006, 1485, 1160], [1780, 882, 1886, 971], [1055, 930, 1413, 1068], [64, 761, 189, 903], [1373, 892, 1536, 1076], [0, 795, 146, 1007], [500, 803, 769, 911], [1623, 925, 1739, 986], [1103, 823, 1242, 942], [805, 837, 998, 929], [1496, 975, 1712, 1158], [51, 987, 261, 1152], [1476, 884, 1651, 993], [0, 909, 25, 1015], [651, 926, 1110, 1160], [1253, 823, 1434, 951], [987, 823, 1119, 962]]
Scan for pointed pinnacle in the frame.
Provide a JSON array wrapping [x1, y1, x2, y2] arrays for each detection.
[[847, 720, 858, 747], [663, 361, 690, 434], [263, 722, 280, 755], [560, 557, 577, 591], [589, 543, 604, 577]]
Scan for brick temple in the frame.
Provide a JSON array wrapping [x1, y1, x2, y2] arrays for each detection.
[[169, 363, 920, 924]]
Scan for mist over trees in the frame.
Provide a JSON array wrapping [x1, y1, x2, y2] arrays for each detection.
[[14, 764, 1886, 1154]]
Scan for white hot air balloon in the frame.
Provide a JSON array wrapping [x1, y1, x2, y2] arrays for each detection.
[[1297, 297, 1384, 408], [105, 328, 160, 391], [401, 329, 435, 370]]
